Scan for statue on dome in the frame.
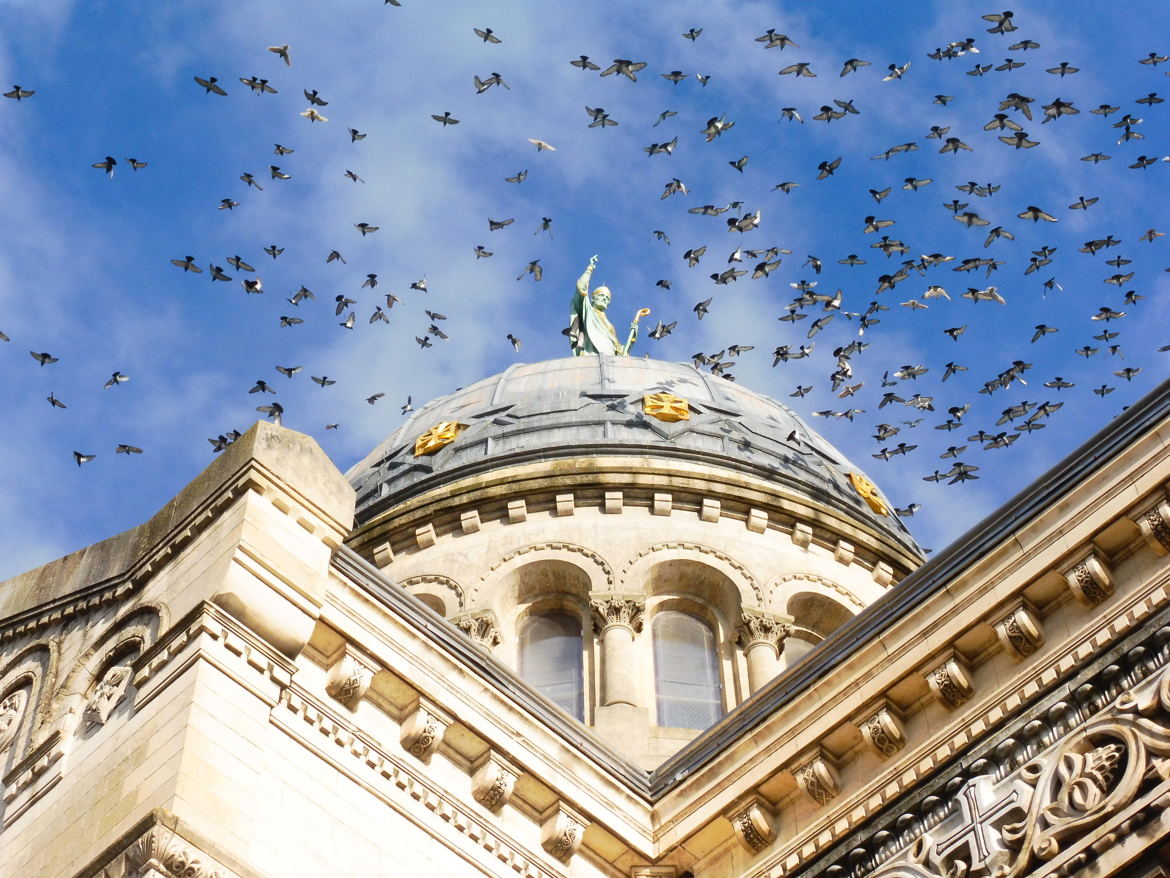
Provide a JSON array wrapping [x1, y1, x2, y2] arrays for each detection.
[[569, 254, 650, 356]]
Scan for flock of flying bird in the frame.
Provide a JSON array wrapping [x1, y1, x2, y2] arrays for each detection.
[[4, 5, 1169, 545]]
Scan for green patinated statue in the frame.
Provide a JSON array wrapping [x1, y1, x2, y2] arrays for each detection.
[[568, 255, 649, 356]]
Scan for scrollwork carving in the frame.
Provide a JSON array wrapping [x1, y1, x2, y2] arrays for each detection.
[[452, 610, 502, 649]]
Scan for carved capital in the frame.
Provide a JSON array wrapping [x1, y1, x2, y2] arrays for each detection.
[[590, 594, 645, 635], [471, 752, 518, 811], [540, 801, 587, 861], [859, 702, 907, 760], [725, 795, 775, 853], [925, 651, 974, 709], [84, 664, 132, 728], [324, 646, 378, 709], [1133, 496, 1170, 556], [992, 601, 1045, 659], [121, 820, 233, 878], [452, 610, 502, 650], [1062, 550, 1114, 606], [736, 609, 793, 655], [795, 751, 840, 807], [400, 699, 450, 761]]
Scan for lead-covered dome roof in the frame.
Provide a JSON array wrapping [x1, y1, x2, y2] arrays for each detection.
[[347, 357, 919, 553]]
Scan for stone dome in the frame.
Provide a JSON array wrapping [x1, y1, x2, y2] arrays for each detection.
[[347, 357, 920, 556]]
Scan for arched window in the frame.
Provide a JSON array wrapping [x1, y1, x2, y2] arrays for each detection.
[[653, 611, 723, 729], [519, 612, 584, 721]]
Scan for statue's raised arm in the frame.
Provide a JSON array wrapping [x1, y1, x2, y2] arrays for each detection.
[[567, 255, 649, 357]]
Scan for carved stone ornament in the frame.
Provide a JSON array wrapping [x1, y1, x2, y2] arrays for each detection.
[[324, 649, 377, 709], [736, 609, 792, 655], [540, 801, 587, 862], [925, 652, 974, 710], [122, 822, 231, 878], [590, 594, 645, 635], [1133, 496, 1170, 556], [1062, 549, 1114, 607], [859, 703, 907, 760], [471, 753, 517, 811], [84, 664, 132, 728], [453, 609, 502, 649], [0, 689, 28, 754], [992, 601, 1046, 659], [867, 658, 1170, 878], [848, 471, 889, 515], [795, 752, 840, 807], [726, 795, 775, 853], [642, 391, 690, 422], [400, 700, 450, 760], [413, 421, 466, 457]]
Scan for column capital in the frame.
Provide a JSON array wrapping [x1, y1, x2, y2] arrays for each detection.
[[736, 609, 793, 655], [590, 594, 645, 635]]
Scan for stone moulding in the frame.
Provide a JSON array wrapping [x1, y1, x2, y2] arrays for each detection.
[[324, 644, 379, 709], [1133, 494, 1170, 556], [483, 541, 615, 591], [858, 701, 908, 760], [925, 650, 975, 710], [1062, 549, 1114, 607], [540, 801, 588, 862], [400, 698, 451, 761], [725, 795, 775, 853], [276, 684, 558, 878], [622, 541, 763, 605], [471, 751, 518, 811], [991, 600, 1045, 659]]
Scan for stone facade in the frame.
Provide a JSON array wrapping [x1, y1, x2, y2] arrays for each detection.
[[1, 367, 1169, 878]]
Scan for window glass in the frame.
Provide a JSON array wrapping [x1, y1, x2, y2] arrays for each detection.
[[653, 611, 723, 729], [519, 612, 584, 721]]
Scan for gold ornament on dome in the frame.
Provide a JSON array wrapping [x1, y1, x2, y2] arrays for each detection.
[[848, 472, 889, 516], [413, 421, 466, 456], [643, 392, 690, 422]]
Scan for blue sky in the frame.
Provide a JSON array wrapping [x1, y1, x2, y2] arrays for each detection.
[[1, 0, 1167, 578]]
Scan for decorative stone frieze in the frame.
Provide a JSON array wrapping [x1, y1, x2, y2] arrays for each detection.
[[725, 795, 775, 853], [471, 752, 517, 811], [859, 701, 907, 760], [925, 650, 974, 710], [1062, 550, 1114, 606], [84, 664, 133, 727], [540, 801, 587, 861], [591, 595, 646, 635], [865, 656, 1170, 878], [0, 689, 27, 754], [1133, 495, 1170, 555], [992, 601, 1045, 659], [795, 751, 840, 807], [400, 699, 450, 761], [452, 610, 502, 650], [324, 646, 378, 709]]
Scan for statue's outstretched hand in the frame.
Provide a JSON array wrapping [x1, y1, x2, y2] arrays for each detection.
[[589, 254, 598, 268]]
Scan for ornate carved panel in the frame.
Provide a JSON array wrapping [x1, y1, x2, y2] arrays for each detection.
[[540, 801, 587, 861], [1062, 550, 1114, 607], [726, 795, 775, 853]]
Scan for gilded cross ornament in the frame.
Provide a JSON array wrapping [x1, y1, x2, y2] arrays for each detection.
[[848, 471, 889, 515], [643, 392, 690, 422], [413, 421, 466, 457]]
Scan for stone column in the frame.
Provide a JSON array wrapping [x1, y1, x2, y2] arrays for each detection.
[[737, 610, 792, 694], [590, 594, 645, 708]]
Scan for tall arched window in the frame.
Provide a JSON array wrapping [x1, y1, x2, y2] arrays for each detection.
[[519, 611, 584, 721], [653, 611, 723, 729]]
